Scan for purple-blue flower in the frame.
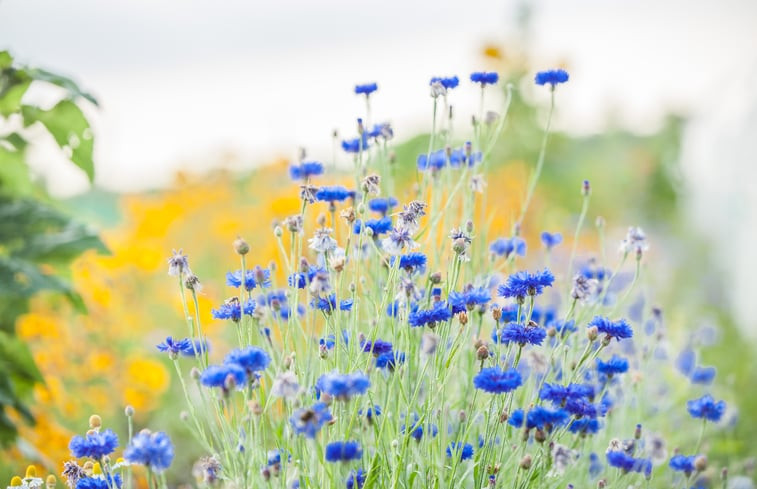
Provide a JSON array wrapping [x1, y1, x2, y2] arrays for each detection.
[[606, 451, 651, 476], [669, 454, 697, 474], [535, 69, 569, 87], [123, 431, 174, 473], [470, 72, 499, 85], [361, 338, 393, 356], [200, 363, 247, 389], [408, 302, 452, 328], [354, 217, 393, 236], [687, 394, 726, 422], [430, 76, 459, 89], [449, 286, 491, 313], [368, 197, 398, 215], [325, 441, 362, 462], [317, 372, 371, 400], [489, 237, 526, 258], [446, 442, 474, 460], [497, 269, 555, 301], [225, 346, 271, 374], [355, 83, 378, 95], [346, 469, 366, 489], [540, 231, 563, 249], [473, 366, 522, 394], [289, 161, 324, 181], [290, 402, 332, 438], [588, 316, 633, 341], [69, 429, 119, 459], [316, 186, 353, 202], [492, 322, 547, 346], [596, 355, 629, 377]]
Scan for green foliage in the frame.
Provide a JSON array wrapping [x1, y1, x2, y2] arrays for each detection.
[[0, 50, 105, 445]]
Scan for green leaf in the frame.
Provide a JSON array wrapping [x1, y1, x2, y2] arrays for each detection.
[[21, 100, 95, 182], [27, 68, 98, 106], [0, 78, 31, 117], [0, 146, 33, 196], [0, 331, 43, 384], [0, 51, 13, 69]]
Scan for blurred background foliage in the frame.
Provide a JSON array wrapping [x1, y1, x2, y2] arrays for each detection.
[[0, 51, 105, 450], [0, 42, 755, 485]]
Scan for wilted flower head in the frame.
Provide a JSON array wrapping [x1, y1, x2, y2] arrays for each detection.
[[381, 227, 419, 256], [308, 228, 338, 254], [167, 249, 190, 276], [619, 226, 649, 256], [271, 371, 301, 400]]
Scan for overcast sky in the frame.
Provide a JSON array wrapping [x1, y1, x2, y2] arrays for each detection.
[[2, 0, 755, 195]]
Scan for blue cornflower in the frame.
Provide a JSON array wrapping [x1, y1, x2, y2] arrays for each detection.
[[565, 397, 599, 418], [691, 366, 717, 385], [417, 149, 448, 171], [200, 363, 247, 389], [226, 268, 271, 290], [359, 405, 382, 421], [568, 418, 601, 435], [156, 336, 193, 357], [355, 83, 378, 95], [408, 302, 452, 328], [325, 441, 363, 462], [446, 442, 474, 461], [392, 252, 427, 275], [448, 147, 482, 167], [401, 414, 438, 441], [211, 298, 255, 322], [69, 429, 119, 459], [342, 135, 370, 153], [277, 304, 306, 320], [361, 338, 393, 356], [224, 347, 271, 374], [508, 407, 569, 430], [470, 71, 499, 85], [473, 366, 522, 394], [539, 382, 594, 405], [313, 294, 354, 314], [76, 476, 122, 489], [687, 394, 726, 422], [123, 430, 174, 473], [676, 348, 696, 376], [258, 290, 288, 307], [354, 217, 393, 236], [430, 76, 459, 89], [596, 355, 629, 377], [288, 272, 308, 289], [606, 451, 651, 476], [289, 161, 324, 181], [346, 469, 366, 489], [317, 372, 371, 400], [368, 197, 398, 215], [588, 316, 633, 341], [492, 322, 547, 346], [449, 286, 491, 313], [535, 69, 569, 87], [589, 453, 604, 477], [669, 454, 697, 474], [498, 269, 555, 302], [375, 351, 405, 370], [540, 231, 563, 249], [489, 237, 526, 258], [366, 122, 393, 140], [290, 402, 332, 438], [316, 186, 353, 202], [267, 450, 281, 466], [497, 304, 520, 323]]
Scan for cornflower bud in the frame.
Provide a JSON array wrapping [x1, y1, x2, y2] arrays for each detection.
[[519, 454, 532, 470], [233, 236, 250, 255], [88, 414, 101, 429]]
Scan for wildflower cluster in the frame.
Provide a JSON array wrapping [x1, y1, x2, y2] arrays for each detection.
[[7, 67, 742, 489]]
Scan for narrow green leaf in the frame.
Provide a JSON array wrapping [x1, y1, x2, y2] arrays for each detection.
[[27, 68, 98, 106]]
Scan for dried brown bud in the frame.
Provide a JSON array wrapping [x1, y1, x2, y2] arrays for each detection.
[[458, 311, 468, 326], [519, 454, 532, 470], [477, 345, 490, 361], [492, 307, 502, 322]]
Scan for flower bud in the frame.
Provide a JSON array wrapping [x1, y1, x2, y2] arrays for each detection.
[[519, 454, 532, 470], [429, 272, 442, 284], [458, 311, 468, 325], [582, 179, 591, 196], [124, 405, 135, 417], [274, 226, 283, 237], [587, 326, 599, 342], [190, 367, 201, 381], [45, 475, 56, 489], [694, 455, 708, 472], [233, 237, 250, 255], [477, 345, 490, 361], [88, 414, 102, 429], [180, 411, 189, 422]]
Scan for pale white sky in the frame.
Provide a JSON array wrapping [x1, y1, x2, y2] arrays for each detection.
[[1, 0, 755, 195]]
